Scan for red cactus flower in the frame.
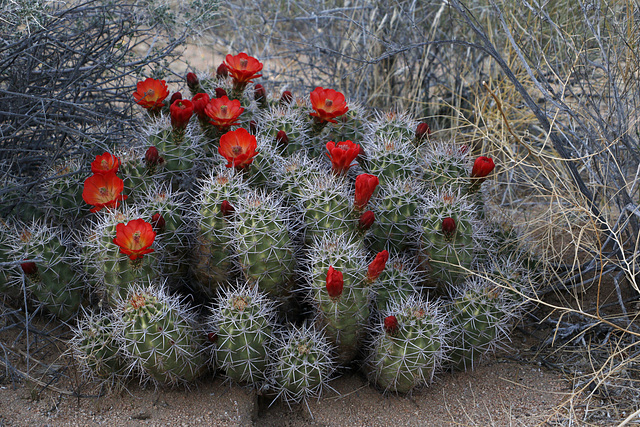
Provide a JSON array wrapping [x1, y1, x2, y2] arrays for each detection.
[[170, 98, 194, 130], [354, 173, 379, 210], [112, 218, 156, 261], [216, 63, 229, 79], [326, 140, 360, 175], [442, 217, 456, 239], [326, 266, 344, 299], [471, 156, 495, 178], [224, 53, 263, 87], [191, 93, 210, 120], [82, 172, 128, 213], [204, 96, 244, 130], [249, 120, 258, 134], [384, 315, 399, 334], [358, 210, 375, 230], [91, 152, 120, 175], [221, 200, 235, 216], [367, 250, 389, 282], [133, 78, 169, 111], [218, 128, 259, 169], [309, 87, 349, 123], [20, 261, 38, 276], [151, 213, 166, 233]]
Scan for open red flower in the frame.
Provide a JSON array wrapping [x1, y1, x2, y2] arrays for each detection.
[[326, 140, 360, 174], [204, 96, 244, 129], [223, 53, 263, 86], [471, 156, 495, 178], [309, 87, 349, 123], [82, 172, 128, 213], [170, 98, 193, 130], [326, 266, 344, 299], [91, 152, 120, 175], [218, 128, 259, 169], [132, 78, 169, 111], [354, 173, 379, 210], [112, 218, 156, 261], [367, 250, 389, 282]]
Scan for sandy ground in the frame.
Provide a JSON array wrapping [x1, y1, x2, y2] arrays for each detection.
[[0, 356, 569, 427]]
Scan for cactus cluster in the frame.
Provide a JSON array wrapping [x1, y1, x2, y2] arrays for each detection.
[[0, 52, 542, 403]]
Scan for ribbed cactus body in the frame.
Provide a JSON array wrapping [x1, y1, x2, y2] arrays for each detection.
[[81, 207, 161, 302], [232, 189, 295, 297], [255, 104, 310, 155], [146, 120, 204, 180], [12, 221, 85, 320], [307, 232, 370, 363], [419, 188, 482, 289], [328, 100, 368, 144], [210, 283, 277, 385], [193, 167, 248, 291], [300, 172, 353, 244], [0, 222, 21, 300], [367, 178, 422, 253], [42, 160, 86, 222], [368, 294, 447, 394], [69, 310, 128, 381], [269, 323, 335, 404], [447, 277, 513, 371], [373, 254, 422, 311], [420, 141, 469, 189], [115, 284, 207, 385]]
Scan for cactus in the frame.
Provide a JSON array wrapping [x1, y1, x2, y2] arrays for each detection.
[[69, 309, 128, 383], [305, 231, 370, 364], [79, 206, 161, 303], [446, 276, 516, 371], [9, 220, 85, 320], [192, 166, 248, 293], [41, 158, 87, 223], [367, 293, 448, 394], [230, 189, 296, 297], [113, 282, 208, 386], [373, 253, 424, 311], [419, 140, 469, 190], [209, 282, 277, 386], [418, 187, 487, 289], [268, 322, 335, 405]]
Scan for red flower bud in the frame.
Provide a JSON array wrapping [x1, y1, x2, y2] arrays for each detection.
[[384, 315, 399, 334], [354, 173, 379, 210], [145, 146, 163, 167], [326, 266, 344, 299], [221, 200, 235, 216], [216, 63, 229, 79], [151, 213, 166, 232], [186, 72, 199, 89], [276, 130, 289, 148], [20, 261, 38, 276], [170, 92, 182, 106], [415, 122, 431, 142], [207, 332, 218, 343], [367, 250, 389, 282], [254, 84, 266, 102], [442, 217, 456, 239], [459, 145, 469, 155], [279, 90, 293, 105], [249, 120, 258, 135], [214, 87, 228, 99], [471, 156, 495, 178], [358, 210, 375, 230]]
